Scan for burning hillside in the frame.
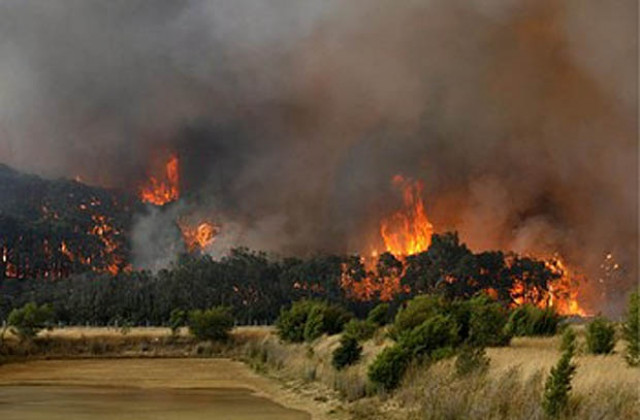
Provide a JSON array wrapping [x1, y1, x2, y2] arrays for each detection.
[[0, 1, 635, 315]]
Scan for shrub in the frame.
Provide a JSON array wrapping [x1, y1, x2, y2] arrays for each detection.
[[392, 295, 448, 339], [344, 319, 377, 341], [169, 308, 187, 337], [586, 316, 616, 355], [7, 302, 54, 341], [622, 291, 639, 366], [321, 303, 352, 335], [543, 328, 577, 417], [560, 327, 577, 353], [303, 305, 325, 342], [368, 344, 411, 392], [400, 314, 459, 359], [332, 335, 362, 370], [463, 295, 511, 346], [367, 303, 390, 326], [276, 300, 351, 343], [505, 305, 560, 337], [275, 300, 315, 343], [455, 345, 490, 377], [187, 306, 234, 341]]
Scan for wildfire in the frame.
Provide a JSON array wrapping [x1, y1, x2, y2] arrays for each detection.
[[545, 256, 587, 316], [139, 154, 180, 206], [380, 175, 433, 256], [179, 221, 219, 252]]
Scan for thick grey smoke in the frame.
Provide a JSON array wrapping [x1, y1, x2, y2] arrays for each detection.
[[0, 1, 636, 312]]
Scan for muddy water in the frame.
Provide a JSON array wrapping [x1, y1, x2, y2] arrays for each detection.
[[0, 359, 311, 420], [0, 386, 309, 420]]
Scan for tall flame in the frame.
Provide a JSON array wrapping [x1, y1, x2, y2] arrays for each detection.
[[380, 175, 434, 256], [139, 154, 180, 206]]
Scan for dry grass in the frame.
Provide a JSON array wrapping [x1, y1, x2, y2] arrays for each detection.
[[239, 327, 639, 420]]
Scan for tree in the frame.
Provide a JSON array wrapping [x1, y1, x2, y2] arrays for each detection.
[[187, 307, 234, 341], [543, 328, 577, 417], [7, 302, 54, 341], [622, 291, 640, 366], [586, 316, 616, 355]]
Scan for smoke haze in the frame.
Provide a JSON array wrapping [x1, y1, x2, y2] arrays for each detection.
[[0, 0, 637, 312]]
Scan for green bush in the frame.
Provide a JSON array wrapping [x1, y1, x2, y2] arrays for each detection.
[[7, 302, 54, 341], [400, 314, 459, 359], [560, 327, 577, 353], [276, 300, 351, 343], [367, 303, 390, 326], [622, 291, 639, 366], [332, 335, 362, 370], [455, 345, 490, 377], [505, 305, 560, 337], [303, 305, 325, 342], [586, 316, 616, 355], [187, 307, 234, 341], [391, 295, 448, 339], [460, 295, 511, 346], [368, 344, 411, 392], [543, 328, 577, 417], [344, 319, 377, 341], [169, 308, 187, 337]]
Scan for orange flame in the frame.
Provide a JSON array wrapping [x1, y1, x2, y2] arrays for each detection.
[[179, 221, 218, 252], [140, 154, 180, 206], [380, 175, 433, 256]]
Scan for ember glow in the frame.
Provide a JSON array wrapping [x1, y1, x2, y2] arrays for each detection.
[[139, 154, 180, 206], [380, 175, 434, 256]]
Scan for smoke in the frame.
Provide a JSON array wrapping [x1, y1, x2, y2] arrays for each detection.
[[0, 1, 636, 312]]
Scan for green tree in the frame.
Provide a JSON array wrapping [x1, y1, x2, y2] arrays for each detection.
[[586, 316, 616, 355], [542, 328, 577, 417], [622, 291, 640, 366], [187, 307, 234, 341], [7, 302, 54, 341]]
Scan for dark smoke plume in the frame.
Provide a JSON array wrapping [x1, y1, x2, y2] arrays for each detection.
[[0, 1, 636, 313]]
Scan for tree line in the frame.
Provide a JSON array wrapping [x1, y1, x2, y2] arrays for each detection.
[[0, 232, 564, 326]]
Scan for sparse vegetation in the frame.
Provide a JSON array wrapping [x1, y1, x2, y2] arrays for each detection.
[[455, 345, 490, 377], [622, 291, 639, 366], [586, 316, 616, 355]]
